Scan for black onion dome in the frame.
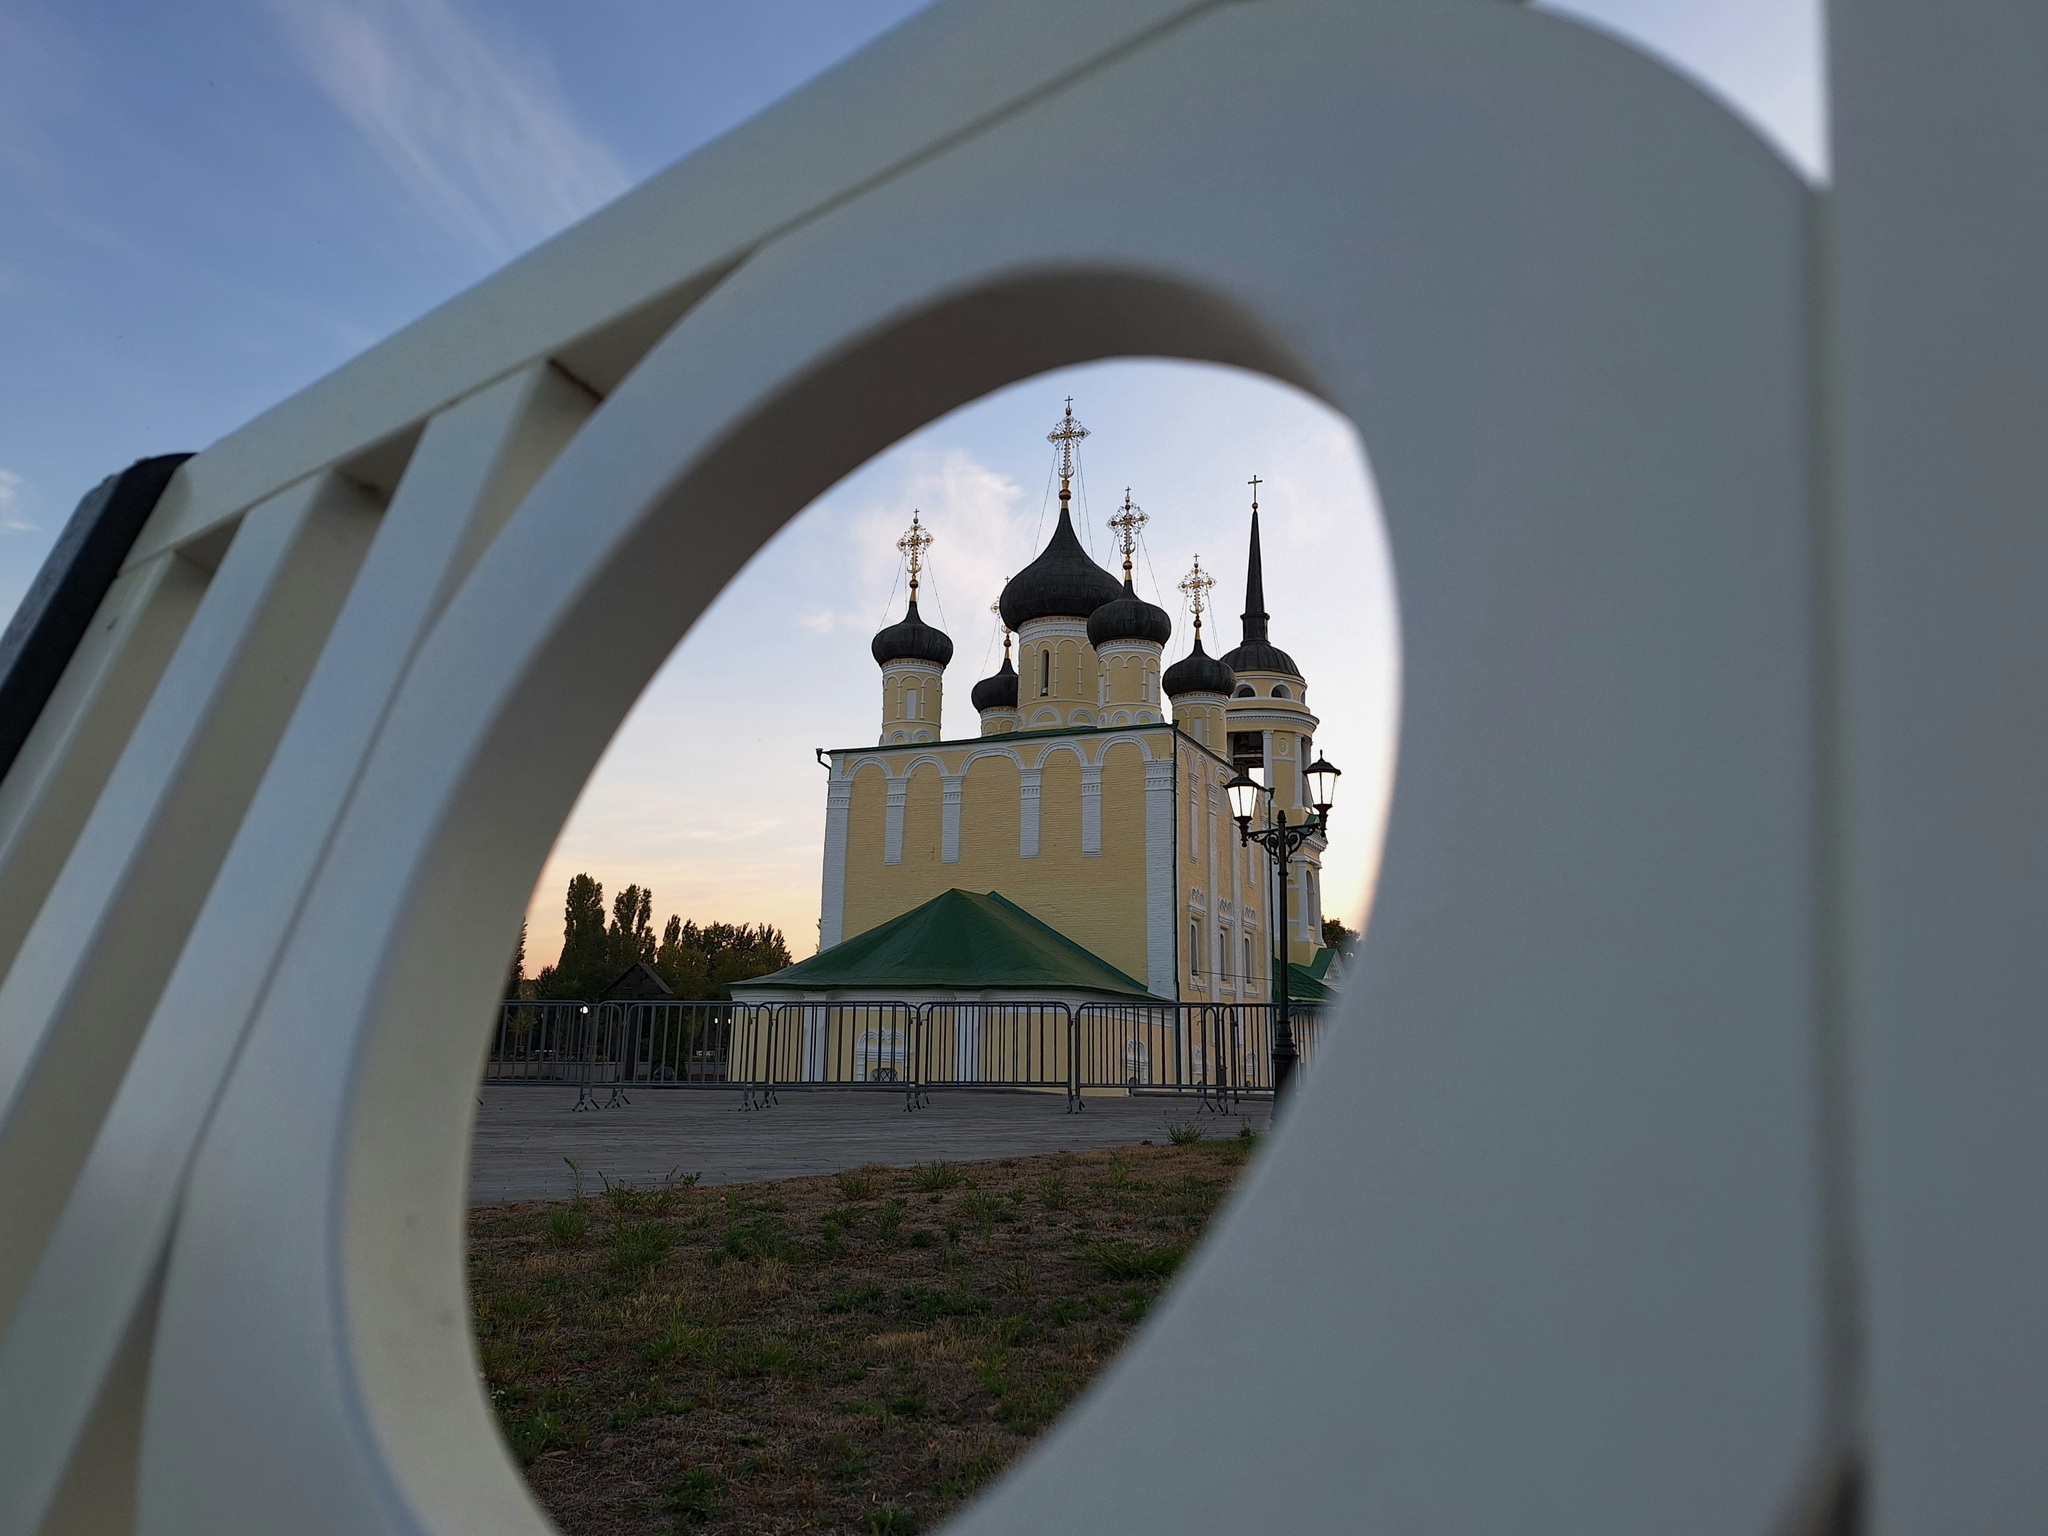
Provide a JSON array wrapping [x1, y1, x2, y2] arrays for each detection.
[[1218, 636, 1300, 678], [971, 655, 1019, 712], [998, 508, 1124, 629], [871, 598, 954, 668], [1163, 634, 1236, 698], [1087, 579, 1173, 648]]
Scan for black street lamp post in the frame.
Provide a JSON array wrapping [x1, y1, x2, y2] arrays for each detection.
[[1228, 754, 1341, 1107]]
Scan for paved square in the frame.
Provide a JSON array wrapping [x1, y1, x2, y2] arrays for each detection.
[[469, 1086, 1268, 1203]]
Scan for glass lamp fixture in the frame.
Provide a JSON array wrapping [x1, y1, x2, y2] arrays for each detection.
[[1304, 754, 1342, 817], [1226, 770, 1264, 829]]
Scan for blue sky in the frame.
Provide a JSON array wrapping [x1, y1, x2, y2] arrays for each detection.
[[0, 0, 1825, 965]]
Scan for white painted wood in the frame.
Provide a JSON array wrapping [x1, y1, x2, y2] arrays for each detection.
[[124, 0, 1219, 568], [0, 472, 381, 1340], [116, 4, 1833, 1530], [0, 0, 2026, 1528], [0, 363, 592, 1536], [1831, 1, 2048, 1527], [0, 554, 207, 983]]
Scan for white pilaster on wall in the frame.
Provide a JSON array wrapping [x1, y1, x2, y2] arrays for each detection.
[[1079, 762, 1103, 856], [1144, 756, 1176, 998], [940, 773, 963, 863], [883, 776, 907, 866], [1018, 765, 1041, 859], [820, 776, 852, 947]]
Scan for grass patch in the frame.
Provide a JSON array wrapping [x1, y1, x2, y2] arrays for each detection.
[[471, 1143, 1249, 1535], [1088, 1240, 1188, 1281]]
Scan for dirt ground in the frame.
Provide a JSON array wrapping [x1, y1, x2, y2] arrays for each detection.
[[470, 1133, 1256, 1534]]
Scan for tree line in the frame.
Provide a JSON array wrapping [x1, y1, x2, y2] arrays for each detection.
[[505, 873, 792, 1001]]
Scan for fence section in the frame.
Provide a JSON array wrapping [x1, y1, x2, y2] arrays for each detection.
[[485, 996, 1326, 1110]]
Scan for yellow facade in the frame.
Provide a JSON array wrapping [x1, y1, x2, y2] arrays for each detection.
[[821, 414, 1327, 999]]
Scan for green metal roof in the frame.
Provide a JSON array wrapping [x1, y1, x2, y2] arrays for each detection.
[[738, 889, 1155, 999], [1284, 948, 1339, 1004]]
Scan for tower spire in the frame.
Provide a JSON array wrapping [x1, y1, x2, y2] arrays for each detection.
[[897, 510, 932, 601], [1108, 488, 1147, 582], [1242, 477, 1269, 642]]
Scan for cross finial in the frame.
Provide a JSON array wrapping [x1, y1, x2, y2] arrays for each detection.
[[1248, 474, 1262, 512], [897, 511, 933, 598], [1047, 398, 1090, 498], [1179, 554, 1216, 640], [1108, 488, 1148, 580], [991, 595, 1011, 659]]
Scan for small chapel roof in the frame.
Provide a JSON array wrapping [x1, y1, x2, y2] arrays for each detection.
[[737, 889, 1153, 998]]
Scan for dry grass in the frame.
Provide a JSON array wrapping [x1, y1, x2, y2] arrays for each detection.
[[469, 1134, 1257, 1535]]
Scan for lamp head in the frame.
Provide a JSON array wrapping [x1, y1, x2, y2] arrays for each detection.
[[1304, 754, 1341, 819], [1225, 770, 1263, 831]]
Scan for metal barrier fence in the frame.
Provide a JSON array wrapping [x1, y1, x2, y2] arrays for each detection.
[[483, 998, 1326, 1111]]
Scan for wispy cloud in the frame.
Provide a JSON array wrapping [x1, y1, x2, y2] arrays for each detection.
[[0, 471, 36, 535], [269, 0, 629, 259]]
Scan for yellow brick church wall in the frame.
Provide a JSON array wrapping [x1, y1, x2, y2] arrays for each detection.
[[838, 736, 1154, 985]]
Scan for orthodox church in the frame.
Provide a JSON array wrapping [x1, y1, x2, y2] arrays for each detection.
[[739, 404, 1332, 1007]]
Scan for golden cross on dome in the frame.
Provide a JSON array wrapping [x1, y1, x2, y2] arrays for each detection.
[[1179, 554, 1216, 638], [1108, 488, 1147, 580], [991, 595, 1011, 659], [897, 511, 933, 598], [1046, 398, 1089, 492]]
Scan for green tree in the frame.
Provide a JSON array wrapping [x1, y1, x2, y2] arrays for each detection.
[[541, 873, 609, 998], [606, 884, 655, 981], [502, 920, 527, 1000], [1321, 917, 1359, 961], [651, 917, 792, 1000]]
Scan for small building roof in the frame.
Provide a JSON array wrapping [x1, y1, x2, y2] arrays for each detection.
[[601, 960, 674, 1000], [738, 889, 1154, 999], [1286, 948, 1338, 1003]]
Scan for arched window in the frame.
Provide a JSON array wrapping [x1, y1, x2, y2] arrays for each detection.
[[1039, 649, 1050, 697], [1234, 684, 1254, 698], [905, 686, 918, 718], [1271, 683, 1292, 699]]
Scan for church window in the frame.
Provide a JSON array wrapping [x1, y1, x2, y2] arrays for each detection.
[[905, 686, 918, 718], [1221, 926, 1232, 981], [1272, 683, 1293, 699], [1188, 919, 1200, 975], [1040, 649, 1050, 697], [1234, 684, 1254, 698], [1245, 933, 1255, 982]]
